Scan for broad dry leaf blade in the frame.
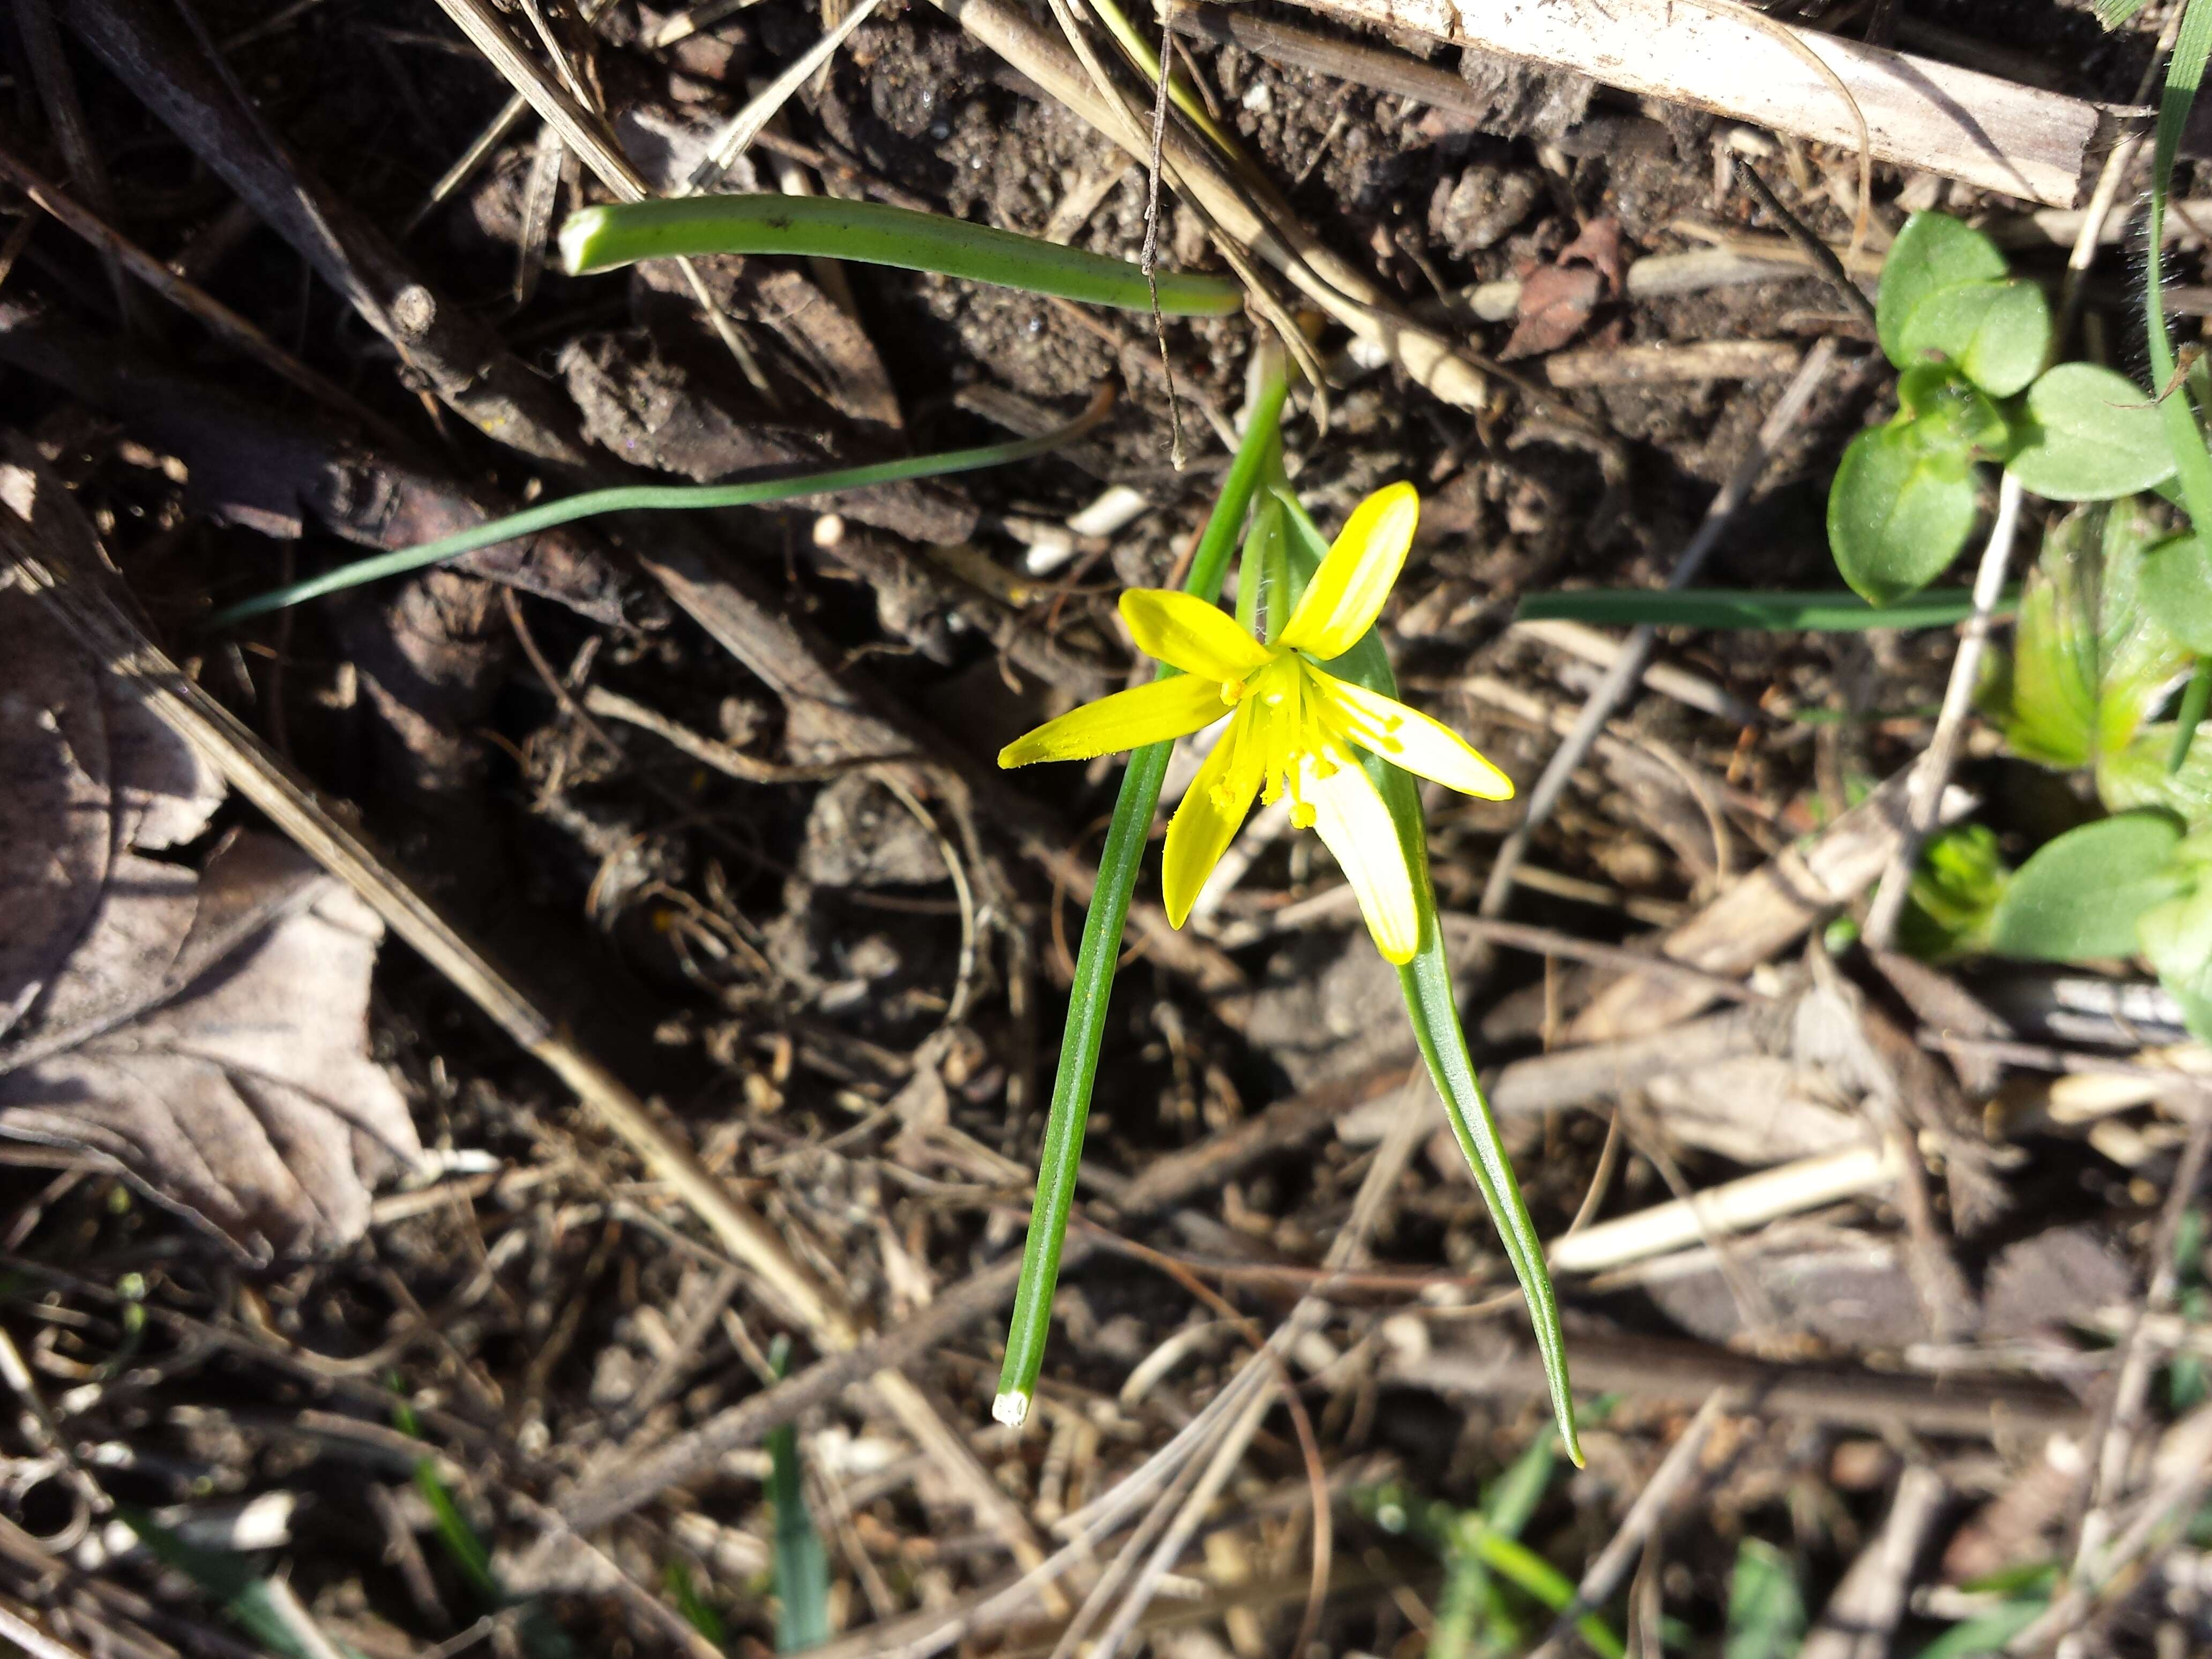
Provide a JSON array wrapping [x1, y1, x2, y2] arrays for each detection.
[[0, 586, 420, 1256]]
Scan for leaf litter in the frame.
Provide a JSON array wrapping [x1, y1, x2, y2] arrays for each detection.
[[0, 585, 421, 1258]]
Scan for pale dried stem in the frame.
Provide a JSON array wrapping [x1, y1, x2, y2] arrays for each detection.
[[1862, 468, 2025, 948]]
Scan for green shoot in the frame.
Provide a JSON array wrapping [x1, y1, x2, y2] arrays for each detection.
[[766, 1336, 832, 1651], [119, 1506, 369, 1659]]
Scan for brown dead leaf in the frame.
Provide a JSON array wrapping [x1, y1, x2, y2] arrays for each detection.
[[1499, 214, 1625, 361], [0, 586, 421, 1256]]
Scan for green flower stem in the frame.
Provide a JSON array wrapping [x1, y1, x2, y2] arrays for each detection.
[[207, 403, 1110, 625], [2147, 0, 2212, 771], [992, 350, 1289, 1428], [560, 195, 1243, 316]]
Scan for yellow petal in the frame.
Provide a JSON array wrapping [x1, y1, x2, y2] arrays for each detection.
[[1303, 747, 1421, 963], [1279, 482, 1419, 660], [1315, 675, 1515, 800], [1162, 706, 1260, 925], [1120, 589, 1273, 683], [997, 673, 1225, 767]]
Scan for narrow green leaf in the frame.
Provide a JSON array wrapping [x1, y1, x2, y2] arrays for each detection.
[[766, 1336, 830, 1653], [1877, 212, 2009, 368], [210, 407, 1109, 624], [1518, 587, 2014, 631], [561, 196, 1243, 315], [1986, 812, 2187, 961], [768, 1430, 829, 1650], [2008, 363, 2179, 501], [1828, 420, 1979, 604], [992, 357, 1289, 1425], [2171, 661, 2212, 773], [666, 1563, 728, 1647], [1274, 486, 1580, 1467], [1459, 1529, 1625, 1659], [1897, 279, 2051, 398], [414, 1459, 503, 1606], [1912, 1600, 2051, 1659], [120, 1507, 368, 1659], [1724, 1539, 1807, 1659]]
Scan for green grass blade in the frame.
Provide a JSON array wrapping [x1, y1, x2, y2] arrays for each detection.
[[767, 1427, 830, 1650], [561, 196, 1242, 316], [413, 1459, 502, 1608], [1724, 1539, 1807, 1659], [666, 1562, 728, 1647], [208, 405, 1109, 625], [1456, 1528, 1623, 1659], [1273, 483, 1581, 1467], [1911, 1598, 2049, 1659], [1517, 587, 2019, 631], [119, 1506, 368, 1659], [991, 353, 1290, 1428]]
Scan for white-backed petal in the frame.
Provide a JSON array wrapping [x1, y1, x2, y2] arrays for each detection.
[[1316, 675, 1515, 799], [1162, 705, 1260, 925], [1279, 482, 1418, 659], [997, 673, 1224, 767], [1120, 589, 1273, 683], [1303, 747, 1421, 963]]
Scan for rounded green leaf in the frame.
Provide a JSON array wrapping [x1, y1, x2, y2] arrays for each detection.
[[2007, 363, 2178, 501], [1877, 212, 2008, 369], [2141, 883, 2212, 1045], [1827, 422, 1979, 606], [1897, 279, 2052, 398], [1986, 811, 2186, 961], [2142, 534, 2212, 653]]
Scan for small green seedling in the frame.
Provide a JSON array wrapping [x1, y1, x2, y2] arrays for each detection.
[[1357, 1426, 1621, 1659], [1829, 210, 2173, 606]]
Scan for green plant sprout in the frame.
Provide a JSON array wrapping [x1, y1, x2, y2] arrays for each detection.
[[766, 1335, 831, 1652], [1829, 210, 2172, 606], [1358, 1446, 1625, 1659], [991, 342, 1580, 1463]]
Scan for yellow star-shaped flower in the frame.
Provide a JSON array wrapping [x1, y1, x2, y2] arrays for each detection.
[[998, 483, 1513, 963]]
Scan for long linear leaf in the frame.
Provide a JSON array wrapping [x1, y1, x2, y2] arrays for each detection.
[[1518, 587, 2017, 631], [209, 395, 1112, 624], [991, 355, 1290, 1425], [1274, 482, 1580, 1465], [561, 195, 1243, 316]]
